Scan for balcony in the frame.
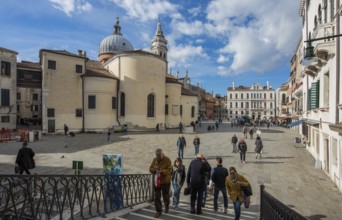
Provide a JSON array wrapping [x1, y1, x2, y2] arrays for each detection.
[[312, 22, 336, 60]]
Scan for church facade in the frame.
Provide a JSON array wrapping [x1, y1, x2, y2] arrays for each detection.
[[38, 18, 198, 134]]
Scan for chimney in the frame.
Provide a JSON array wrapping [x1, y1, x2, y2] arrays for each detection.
[[233, 82, 235, 90], [83, 51, 87, 58], [267, 81, 269, 89], [78, 49, 83, 56]]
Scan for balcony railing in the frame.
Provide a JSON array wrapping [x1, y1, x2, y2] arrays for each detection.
[[260, 185, 307, 220], [0, 174, 152, 220]]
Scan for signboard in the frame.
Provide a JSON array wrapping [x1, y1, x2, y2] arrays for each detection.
[[103, 154, 123, 210]]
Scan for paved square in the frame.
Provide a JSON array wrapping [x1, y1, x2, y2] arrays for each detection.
[[1, 122, 342, 219]]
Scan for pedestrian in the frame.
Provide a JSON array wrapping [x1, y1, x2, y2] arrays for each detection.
[[64, 124, 69, 136], [242, 126, 248, 139], [149, 149, 172, 218], [256, 129, 261, 138], [202, 157, 211, 208], [179, 122, 183, 134], [15, 142, 35, 174], [215, 121, 219, 131], [193, 135, 200, 156], [211, 157, 229, 214], [231, 134, 238, 153], [177, 135, 186, 159], [226, 167, 249, 220], [107, 128, 111, 142], [238, 138, 247, 164], [249, 127, 254, 139], [156, 123, 160, 133], [171, 158, 186, 209], [187, 153, 211, 215], [255, 136, 263, 159]]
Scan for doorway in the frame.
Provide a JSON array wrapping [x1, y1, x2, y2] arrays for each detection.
[[324, 138, 329, 173]]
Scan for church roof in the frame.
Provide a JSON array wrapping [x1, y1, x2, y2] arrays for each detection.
[[99, 17, 134, 55], [85, 60, 118, 80], [181, 87, 198, 97]]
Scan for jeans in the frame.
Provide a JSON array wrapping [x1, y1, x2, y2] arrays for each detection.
[[202, 189, 207, 206], [172, 183, 181, 207], [178, 146, 184, 159], [194, 146, 199, 155], [240, 152, 246, 161], [232, 143, 237, 152], [213, 186, 228, 210], [233, 199, 241, 220]]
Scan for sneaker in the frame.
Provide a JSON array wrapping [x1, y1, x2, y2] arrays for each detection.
[[190, 210, 196, 214], [240, 160, 243, 163], [243, 161, 246, 164]]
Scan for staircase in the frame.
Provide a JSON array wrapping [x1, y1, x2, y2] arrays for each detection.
[[115, 200, 260, 220]]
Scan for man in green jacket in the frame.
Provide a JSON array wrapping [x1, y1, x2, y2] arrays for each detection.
[[149, 148, 172, 218]]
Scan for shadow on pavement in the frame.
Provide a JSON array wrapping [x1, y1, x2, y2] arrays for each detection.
[[261, 156, 294, 159]]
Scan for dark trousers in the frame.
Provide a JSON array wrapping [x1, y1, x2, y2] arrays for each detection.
[[154, 184, 170, 212], [240, 152, 246, 161], [213, 186, 228, 210], [19, 166, 31, 174], [190, 184, 204, 212]]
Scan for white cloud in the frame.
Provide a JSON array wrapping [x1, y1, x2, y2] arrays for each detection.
[[205, 0, 301, 74], [49, 0, 92, 16], [168, 44, 208, 67], [174, 20, 204, 36], [217, 55, 228, 63], [217, 66, 229, 76], [188, 7, 201, 17], [111, 0, 178, 22]]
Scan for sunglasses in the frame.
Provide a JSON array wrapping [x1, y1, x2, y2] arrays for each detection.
[[230, 172, 236, 175]]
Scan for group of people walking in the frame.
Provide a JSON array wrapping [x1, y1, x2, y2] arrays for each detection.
[[149, 148, 250, 219]]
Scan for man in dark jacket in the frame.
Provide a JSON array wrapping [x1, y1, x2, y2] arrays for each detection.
[[177, 135, 186, 159], [15, 142, 35, 174], [238, 138, 248, 164], [231, 134, 238, 153], [187, 153, 211, 215], [211, 157, 229, 213]]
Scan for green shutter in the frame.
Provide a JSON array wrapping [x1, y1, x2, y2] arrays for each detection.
[[309, 80, 320, 110], [308, 88, 311, 110]]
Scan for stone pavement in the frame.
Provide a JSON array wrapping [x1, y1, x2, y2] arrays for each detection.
[[1, 122, 342, 219]]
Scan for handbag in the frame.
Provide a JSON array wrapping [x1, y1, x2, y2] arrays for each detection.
[[14, 164, 20, 174], [242, 183, 253, 196], [154, 173, 161, 188], [184, 186, 191, 196], [243, 195, 251, 208]]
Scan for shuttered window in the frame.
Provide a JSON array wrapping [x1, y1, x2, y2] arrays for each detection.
[[308, 80, 320, 110]]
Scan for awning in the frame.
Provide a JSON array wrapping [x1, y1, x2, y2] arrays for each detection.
[[287, 119, 305, 127]]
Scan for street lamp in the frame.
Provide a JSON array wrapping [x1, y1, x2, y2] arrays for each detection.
[[304, 34, 342, 65]]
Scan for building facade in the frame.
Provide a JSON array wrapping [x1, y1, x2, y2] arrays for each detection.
[[227, 82, 276, 121], [298, 0, 342, 192], [0, 47, 17, 129]]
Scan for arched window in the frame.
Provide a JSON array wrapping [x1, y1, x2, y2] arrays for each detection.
[[235, 93, 238, 99], [241, 93, 243, 99], [331, 0, 335, 21], [120, 92, 125, 116], [247, 93, 249, 99], [235, 102, 238, 108], [270, 102, 273, 108], [270, 93, 273, 99], [264, 93, 266, 99], [230, 102, 232, 108], [191, 106, 195, 118], [323, 0, 327, 23], [318, 4, 322, 24], [147, 94, 155, 117], [230, 94, 232, 99], [241, 102, 244, 108]]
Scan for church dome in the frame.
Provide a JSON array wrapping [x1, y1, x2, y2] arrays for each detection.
[[99, 17, 134, 56]]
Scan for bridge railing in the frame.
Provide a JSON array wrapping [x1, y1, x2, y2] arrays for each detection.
[[260, 184, 307, 220], [0, 174, 152, 220]]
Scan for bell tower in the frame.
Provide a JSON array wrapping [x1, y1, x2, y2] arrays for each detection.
[[151, 20, 168, 60]]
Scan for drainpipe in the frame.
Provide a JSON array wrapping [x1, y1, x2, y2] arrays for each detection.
[[116, 56, 121, 126], [336, 0, 340, 124], [81, 75, 85, 133]]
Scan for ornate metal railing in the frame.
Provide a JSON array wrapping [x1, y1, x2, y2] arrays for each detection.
[[260, 185, 307, 220], [0, 174, 152, 219]]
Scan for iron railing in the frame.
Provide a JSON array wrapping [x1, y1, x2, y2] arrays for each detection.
[[260, 184, 307, 220], [0, 174, 152, 219]]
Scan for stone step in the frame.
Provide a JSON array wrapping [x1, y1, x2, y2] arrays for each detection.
[[118, 201, 260, 220]]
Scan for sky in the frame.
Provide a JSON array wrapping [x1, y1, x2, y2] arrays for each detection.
[[0, 0, 302, 96]]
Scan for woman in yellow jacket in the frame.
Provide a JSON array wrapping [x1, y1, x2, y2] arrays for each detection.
[[226, 167, 249, 220]]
